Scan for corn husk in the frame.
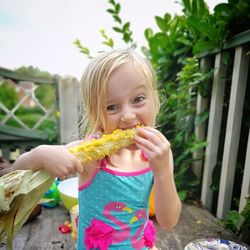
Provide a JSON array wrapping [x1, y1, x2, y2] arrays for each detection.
[[0, 169, 54, 249]]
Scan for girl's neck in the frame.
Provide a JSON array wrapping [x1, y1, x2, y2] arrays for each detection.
[[107, 149, 148, 172]]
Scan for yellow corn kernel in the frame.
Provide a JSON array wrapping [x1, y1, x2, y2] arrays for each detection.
[[69, 128, 138, 163]]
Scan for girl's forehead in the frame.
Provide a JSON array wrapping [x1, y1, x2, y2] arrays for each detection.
[[108, 64, 147, 86]]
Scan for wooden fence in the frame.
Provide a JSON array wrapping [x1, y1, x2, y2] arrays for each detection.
[[196, 30, 250, 219], [0, 68, 59, 159], [0, 66, 81, 161]]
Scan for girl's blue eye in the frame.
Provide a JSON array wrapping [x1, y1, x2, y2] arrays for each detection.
[[107, 105, 118, 111], [134, 96, 145, 103]]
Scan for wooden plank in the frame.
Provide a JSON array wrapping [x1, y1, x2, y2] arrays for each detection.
[[198, 29, 250, 58], [193, 57, 211, 179], [0, 67, 54, 84], [217, 46, 250, 219], [0, 147, 10, 160], [0, 124, 48, 140], [201, 53, 227, 211], [58, 77, 80, 144], [11, 204, 243, 250], [239, 129, 250, 212]]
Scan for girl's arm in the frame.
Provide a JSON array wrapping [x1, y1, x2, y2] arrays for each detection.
[[134, 126, 182, 231], [12, 143, 83, 180]]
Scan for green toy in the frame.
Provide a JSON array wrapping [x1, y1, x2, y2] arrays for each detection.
[[42, 179, 61, 208]]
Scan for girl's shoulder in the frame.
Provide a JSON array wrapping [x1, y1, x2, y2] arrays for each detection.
[[78, 161, 99, 187], [66, 140, 84, 148]]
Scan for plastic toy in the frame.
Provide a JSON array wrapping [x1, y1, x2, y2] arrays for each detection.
[[42, 179, 61, 208], [58, 220, 72, 234]]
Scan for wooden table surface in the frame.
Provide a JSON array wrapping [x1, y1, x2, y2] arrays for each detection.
[[1, 203, 247, 250]]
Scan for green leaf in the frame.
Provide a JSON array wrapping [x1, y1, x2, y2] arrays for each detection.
[[106, 8, 115, 14], [144, 28, 153, 41], [195, 111, 209, 126], [178, 190, 188, 201], [155, 16, 168, 32], [173, 46, 190, 57], [177, 37, 193, 47], [113, 15, 122, 24], [115, 3, 121, 13], [123, 32, 132, 43], [108, 0, 115, 5], [164, 13, 171, 23], [182, 0, 192, 15], [112, 27, 123, 33], [191, 141, 208, 152], [192, 0, 198, 17], [123, 22, 130, 32], [102, 38, 114, 48], [73, 39, 91, 57], [193, 40, 218, 54]]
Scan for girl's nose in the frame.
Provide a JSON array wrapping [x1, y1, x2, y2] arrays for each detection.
[[121, 108, 136, 122]]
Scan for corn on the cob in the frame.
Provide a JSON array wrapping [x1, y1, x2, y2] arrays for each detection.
[[69, 127, 138, 163], [0, 169, 54, 249]]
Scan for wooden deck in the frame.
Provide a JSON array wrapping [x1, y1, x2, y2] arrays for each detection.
[[1, 203, 248, 250]]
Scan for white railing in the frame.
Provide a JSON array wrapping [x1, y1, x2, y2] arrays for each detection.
[[0, 69, 59, 159], [197, 30, 250, 219]]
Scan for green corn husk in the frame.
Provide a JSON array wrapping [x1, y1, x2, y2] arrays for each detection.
[[0, 169, 54, 250]]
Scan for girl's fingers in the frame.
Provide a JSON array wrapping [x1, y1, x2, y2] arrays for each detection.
[[136, 127, 167, 148], [134, 126, 171, 159], [74, 158, 84, 174], [134, 134, 158, 151], [137, 126, 167, 144]]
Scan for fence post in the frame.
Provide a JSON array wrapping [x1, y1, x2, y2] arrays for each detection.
[[239, 128, 250, 213], [201, 52, 227, 211], [217, 45, 250, 219], [58, 77, 80, 144], [193, 57, 211, 179]]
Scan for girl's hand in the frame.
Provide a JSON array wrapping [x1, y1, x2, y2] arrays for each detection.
[[134, 126, 172, 176], [31, 145, 83, 180], [0, 157, 13, 176], [134, 127, 181, 230]]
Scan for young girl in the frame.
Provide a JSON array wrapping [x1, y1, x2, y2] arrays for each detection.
[[12, 49, 181, 250]]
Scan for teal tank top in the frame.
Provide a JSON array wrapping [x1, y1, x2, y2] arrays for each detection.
[[77, 158, 155, 250]]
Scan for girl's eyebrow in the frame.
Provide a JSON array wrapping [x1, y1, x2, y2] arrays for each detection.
[[133, 84, 147, 90], [128, 83, 148, 93], [106, 84, 148, 104]]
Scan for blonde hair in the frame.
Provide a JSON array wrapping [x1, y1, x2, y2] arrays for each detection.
[[79, 48, 160, 138]]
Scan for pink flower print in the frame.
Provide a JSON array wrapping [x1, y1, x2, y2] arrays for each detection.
[[144, 219, 156, 248], [84, 202, 132, 249], [84, 219, 114, 250]]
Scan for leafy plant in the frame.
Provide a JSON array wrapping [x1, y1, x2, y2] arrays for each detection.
[[15, 66, 53, 80], [73, 39, 93, 59], [0, 80, 19, 111], [219, 210, 241, 233], [157, 56, 209, 200], [107, 0, 134, 45], [99, 28, 114, 49], [73, 0, 136, 58], [219, 197, 250, 244], [214, 0, 250, 37]]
